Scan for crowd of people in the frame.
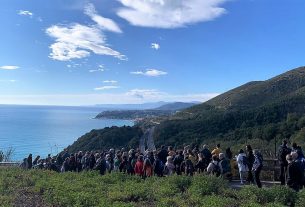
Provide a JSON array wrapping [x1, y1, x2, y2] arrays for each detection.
[[19, 141, 305, 191]]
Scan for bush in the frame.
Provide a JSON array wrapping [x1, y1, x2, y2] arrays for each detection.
[[0, 168, 302, 207], [237, 185, 296, 206], [188, 175, 228, 197]]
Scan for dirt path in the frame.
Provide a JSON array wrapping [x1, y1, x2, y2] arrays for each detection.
[[229, 180, 280, 189], [13, 187, 51, 207]]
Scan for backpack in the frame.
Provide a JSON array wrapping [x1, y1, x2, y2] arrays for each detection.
[[158, 160, 164, 171], [220, 159, 230, 174], [242, 156, 249, 167], [257, 153, 264, 167], [278, 146, 291, 163], [212, 163, 221, 177]]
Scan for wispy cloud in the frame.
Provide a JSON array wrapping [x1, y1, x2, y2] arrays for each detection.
[[46, 4, 126, 61], [126, 89, 165, 99], [151, 43, 160, 50], [89, 65, 105, 72], [18, 10, 33, 17], [103, 80, 118, 84], [84, 3, 122, 33], [131, 69, 167, 77], [37, 17, 43, 22], [89, 69, 105, 73], [0, 93, 218, 105], [117, 0, 227, 28], [0, 80, 17, 83], [0, 65, 19, 70], [94, 85, 120, 90]]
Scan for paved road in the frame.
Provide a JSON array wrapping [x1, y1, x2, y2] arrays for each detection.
[[146, 127, 156, 151], [139, 127, 156, 153]]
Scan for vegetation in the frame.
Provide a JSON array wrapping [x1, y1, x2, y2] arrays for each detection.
[[153, 102, 198, 111], [1, 167, 305, 207], [95, 110, 173, 120], [66, 126, 143, 153], [0, 147, 15, 162], [153, 67, 305, 153], [68, 66, 305, 156], [95, 102, 197, 120]]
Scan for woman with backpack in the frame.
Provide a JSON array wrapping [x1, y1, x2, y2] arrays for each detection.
[[195, 153, 208, 173], [219, 153, 232, 180], [164, 156, 175, 176], [207, 155, 221, 176], [237, 149, 249, 184], [252, 149, 263, 188]]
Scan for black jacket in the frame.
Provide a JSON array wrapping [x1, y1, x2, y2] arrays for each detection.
[[287, 161, 304, 190]]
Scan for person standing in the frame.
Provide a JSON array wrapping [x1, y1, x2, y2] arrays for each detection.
[[201, 145, 212, 163], [27, 154, 33, 169], [211, 144, 222, 157], [219, 153, 232, 180], [246, 145, 255, 184], [173, 151, 184, 175], [237, 149, 249, 184], [278, 140, 291, 185], [134, 155, 144, 177], [286, 153, 304, 191], [252, 150, 263, 188]]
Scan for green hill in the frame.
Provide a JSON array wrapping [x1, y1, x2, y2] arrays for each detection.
[[66, 126, 143, 153], [67, 66, 305, 153], [154, 66, 305, 152], [154, 102, 198, 111]]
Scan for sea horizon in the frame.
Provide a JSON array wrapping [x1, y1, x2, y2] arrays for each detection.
[[0, 105, 133, 161]]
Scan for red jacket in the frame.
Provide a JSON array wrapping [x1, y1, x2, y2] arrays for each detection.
[[134, 160, 144, 175]]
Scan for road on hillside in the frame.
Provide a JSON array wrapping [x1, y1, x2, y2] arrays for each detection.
[[139, 127, 156, 153]]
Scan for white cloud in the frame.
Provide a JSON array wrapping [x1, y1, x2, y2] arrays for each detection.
[[0, 92, 218, 105], [89, 68, 105, 72], [103, 80, 118, 84], [94, 86, 120, 90], [84, 3, 122, 33], [151, 43, 160, 50], [0, 65, 19, 70], [18, 10, 33, 17], [46, 4, 126, 61], [117, 0, 227, 28], [46, 24, 125, 61], [131, 69, 167, 77], [126, 89, 166, 99]]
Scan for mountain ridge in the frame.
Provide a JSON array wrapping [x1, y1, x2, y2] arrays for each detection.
[[67, 66, 305, 153]]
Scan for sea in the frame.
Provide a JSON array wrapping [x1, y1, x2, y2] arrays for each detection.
[[0, 105, 133, 161]]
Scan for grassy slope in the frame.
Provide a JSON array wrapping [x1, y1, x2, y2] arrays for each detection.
[[1, 168, 305, 207]]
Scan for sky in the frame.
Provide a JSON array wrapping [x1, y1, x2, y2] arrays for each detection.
[[0, 0, 305, 106]]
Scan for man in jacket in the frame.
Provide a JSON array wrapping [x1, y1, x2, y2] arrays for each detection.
[[278, 140, 291, 185]]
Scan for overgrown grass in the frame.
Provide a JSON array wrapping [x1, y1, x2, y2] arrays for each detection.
[[0, 167, 303, 207]]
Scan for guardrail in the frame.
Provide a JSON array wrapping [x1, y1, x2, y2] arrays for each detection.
[[231, 158, 280, 181], [0, 162, 20, 167]]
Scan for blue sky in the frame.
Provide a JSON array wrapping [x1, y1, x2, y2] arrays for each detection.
[[0, 0, 305, 105]]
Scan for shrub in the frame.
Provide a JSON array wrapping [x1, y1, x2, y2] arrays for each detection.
[[237, 185, 296, 206], [188, 175, 228, 197]]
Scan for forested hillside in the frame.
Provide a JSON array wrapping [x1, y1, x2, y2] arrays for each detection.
[[154, 66, 305, 152], [68, 66, 305, 153]]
